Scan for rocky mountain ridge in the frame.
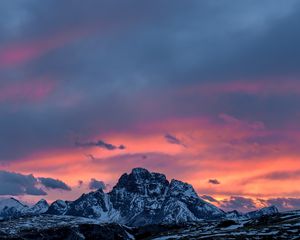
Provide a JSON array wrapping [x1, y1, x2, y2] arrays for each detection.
[[0, 198, 48, 220], [0, 168, 279, 226]]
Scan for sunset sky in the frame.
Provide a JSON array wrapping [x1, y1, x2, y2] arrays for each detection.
[[1, 0, 300, 212]]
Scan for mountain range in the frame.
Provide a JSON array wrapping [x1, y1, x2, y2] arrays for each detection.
[[0, 168, 278, 226]]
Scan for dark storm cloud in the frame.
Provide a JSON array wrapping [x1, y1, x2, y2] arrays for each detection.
[[38, 177, 71, 191], [89, 178, 106, 190], [0, 170, 46, 196], [0, 170, 71, 195], [0, 0, 300, 162], [208, 179, 221, 185], [0, 170, 45, 196], [76, 140, 125, 150]]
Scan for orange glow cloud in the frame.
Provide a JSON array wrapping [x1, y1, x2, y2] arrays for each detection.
[[3, 115, 300, 206]]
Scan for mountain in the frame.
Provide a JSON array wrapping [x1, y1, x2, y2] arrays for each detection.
[[0, 168, 280, 227], [0, 198, 49, 220], [27, 199, 49, 215], [47, 168, 225, 226], [225, 210, 243, 220], [244, 205, 278, 219], [46, 200, 70, 215], [0, 198, 27, 219]]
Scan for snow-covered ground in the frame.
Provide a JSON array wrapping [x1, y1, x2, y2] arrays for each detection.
[[1, 210, 300, 239]]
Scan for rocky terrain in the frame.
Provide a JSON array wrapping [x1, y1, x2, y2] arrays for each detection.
[[0, 210, 300, 239]]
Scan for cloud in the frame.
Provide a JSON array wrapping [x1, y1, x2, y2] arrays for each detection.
[[262, 198, 300, 211], [208, 179, 221, 185], [78, 180, 84, 188], [219, 113, 265, 130], [0, 78, 56, 104], [201, 195, 219, 203], [38, 177, 71, 191], [165, 133, 186, 147], [76, 140, 126, 151], [0, 1, 300, 164], [0, 170, 46, 196], [89, 178, 106, 190], [220, 196, 257, 212], [243, 170, 300, 184], [261, 170, 300, 180], [219, 196, 300, 212], [90, 152, 194, 179]]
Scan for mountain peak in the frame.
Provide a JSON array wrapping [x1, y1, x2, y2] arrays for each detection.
[[113, 168, 169, 196], [0, 198, 26, 211], [35, 199, 49, 207], [131, 167, 150, 175], [169, 179, 198, 198], [244, 205, 279, 219]]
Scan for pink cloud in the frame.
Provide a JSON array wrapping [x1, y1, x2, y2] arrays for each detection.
[[219, 113, 265, 130], [0, 27, 98, 68], [181, 78, 300, 96], [0, 78, 56, 103]]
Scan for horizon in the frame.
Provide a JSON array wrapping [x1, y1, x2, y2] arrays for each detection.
[[1, 1, 300, 214], [0, 167, 284, 214]]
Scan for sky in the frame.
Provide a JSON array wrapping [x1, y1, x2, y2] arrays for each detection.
[[0, 0, 300, 212]]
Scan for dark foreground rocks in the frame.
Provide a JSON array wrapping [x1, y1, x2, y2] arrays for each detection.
[[1, 210, 300, 239]]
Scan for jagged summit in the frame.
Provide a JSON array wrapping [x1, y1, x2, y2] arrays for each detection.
[[29, 199, 49, 214], [45, 168, 224, 226], [113, 168, 169, 197]]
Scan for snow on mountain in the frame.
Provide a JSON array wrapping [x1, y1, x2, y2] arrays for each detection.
[[225, 210, 244, 220], [0, 168, 279, 226], [0, 198, 25, 212], [0, 198, 49, 219], [244, 205, 279, 219], [27, 199, 49, 215], [47, 168, 225, 226], [46, 200, 69, 215]]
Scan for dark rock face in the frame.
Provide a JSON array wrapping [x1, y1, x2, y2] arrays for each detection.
[[46, 200, 69, 215], [66, 190, 111, 218], [46, 168, 224, 226]]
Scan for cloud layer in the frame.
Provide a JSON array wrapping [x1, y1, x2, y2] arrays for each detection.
[[0, 170, 71, 196], [0, 1, 299, 208]]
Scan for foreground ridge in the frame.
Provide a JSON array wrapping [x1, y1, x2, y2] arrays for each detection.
[[0, 210, 299, 239]]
